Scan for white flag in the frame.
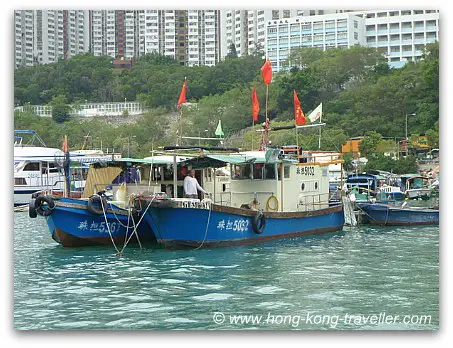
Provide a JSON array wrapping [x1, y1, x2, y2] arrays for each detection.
[[308, 103, 322, 123]]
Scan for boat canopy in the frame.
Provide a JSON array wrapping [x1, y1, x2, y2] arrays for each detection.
[[179, 152, 278, 169], [118, 155, 190, 165]]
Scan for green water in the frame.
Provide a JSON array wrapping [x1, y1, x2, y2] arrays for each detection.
[[13, 212, 439, 330]]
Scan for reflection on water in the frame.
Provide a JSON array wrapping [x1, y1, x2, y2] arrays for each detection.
[[14, 213, 438, 330]]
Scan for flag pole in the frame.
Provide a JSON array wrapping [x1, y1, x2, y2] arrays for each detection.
[[318, 112, 322, 150], [252, 119, 255, 151], [296, 120, 300, 162], [179, 107, 182, 146]]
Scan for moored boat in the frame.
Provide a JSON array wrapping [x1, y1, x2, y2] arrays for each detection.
[[28, 160, 157, 248], [141, 148, 345, 248], [358, 202, 439, 226]]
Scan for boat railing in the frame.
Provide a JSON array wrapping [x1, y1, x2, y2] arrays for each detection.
[[296, 152, 344, 166], [297, 193, 331, 212], [216, 190, 275, 209]]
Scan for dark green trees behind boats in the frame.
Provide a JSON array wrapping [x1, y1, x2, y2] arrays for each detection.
[[14, 43, 439, 157]]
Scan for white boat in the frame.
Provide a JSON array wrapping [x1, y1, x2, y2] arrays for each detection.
[[14, 130, 120, 206]]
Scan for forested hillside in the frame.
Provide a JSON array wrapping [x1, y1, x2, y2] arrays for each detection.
[[14, 43, 439, 157]]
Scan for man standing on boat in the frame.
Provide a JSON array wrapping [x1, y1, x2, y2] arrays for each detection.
[[183, 169, 207, 199]]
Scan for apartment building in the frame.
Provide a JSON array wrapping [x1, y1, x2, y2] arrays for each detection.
[[360, 10, 439, 64], [15, 9, 221, 68], [14, 10, 89, 68], [266, 12, 365, 71], [265, 9, 439, 72], [220, 9, 346, 59]]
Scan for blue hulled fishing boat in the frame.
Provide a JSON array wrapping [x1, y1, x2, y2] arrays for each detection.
[[358, 202, 439, 226], [140, 148, 345, 248], [41, 196, 155, 247], [28, 158, 160, 248]]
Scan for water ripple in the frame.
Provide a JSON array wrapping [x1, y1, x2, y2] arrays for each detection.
[[14, 213, 439, 330]]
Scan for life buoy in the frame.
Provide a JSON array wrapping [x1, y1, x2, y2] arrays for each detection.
[[265, 195, 279, 212], [28, 199, 37, 218], [35, 195, 55, 216], [252, 211, 266, 234], [87, 195, 107, 215]]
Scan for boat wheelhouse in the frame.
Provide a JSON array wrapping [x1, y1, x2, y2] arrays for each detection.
[[400, 174, 432, 200]]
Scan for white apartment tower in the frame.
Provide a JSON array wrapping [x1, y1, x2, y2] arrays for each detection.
[[14, 10, 35, 67], [220, 9, 343, 59], [14, 10, 89, 68], [360, 10, 439, 64], [266, 12, 366, 71], [15, 10, 221, 68], [265, 9, 439, 72]]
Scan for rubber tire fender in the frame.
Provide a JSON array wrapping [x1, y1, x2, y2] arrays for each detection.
[[251, 211, 266, 234], [28, 199, 37, 218], [35, 195, 55, 216], [87, 195, 107, 215]]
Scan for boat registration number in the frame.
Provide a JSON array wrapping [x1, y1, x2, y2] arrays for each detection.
[[217, 219, 249, 232], [297, 166, 315, 176], [77, 220, 122, 234], [176, 201, 211, 210]]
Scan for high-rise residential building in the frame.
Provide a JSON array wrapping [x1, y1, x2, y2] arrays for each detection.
[[266, 12, 366, 71], [14, 10, 89, 68], [265, 9, 439, 72], [220, 9, 347, 59], [14, 9, 221, 68], [360, 10, 439, 65]]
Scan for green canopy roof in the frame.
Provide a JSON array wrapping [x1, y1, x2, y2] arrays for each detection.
[[179, 153, 277, 169]]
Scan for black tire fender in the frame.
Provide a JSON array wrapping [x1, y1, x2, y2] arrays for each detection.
[[251, 211, 266, 234], [87, 195, 107, 215], [28, 199, 37, 218], [35, 195, 55, 216]]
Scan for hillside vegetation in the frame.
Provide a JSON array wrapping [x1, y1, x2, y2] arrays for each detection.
[[14, 43, 439, 158]]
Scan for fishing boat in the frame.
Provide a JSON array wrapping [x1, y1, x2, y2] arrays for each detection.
[[139, 148, 345, 248], [358, 202, 439, 226], [400, 174, 432, 200], [28, 160, 158, 248]]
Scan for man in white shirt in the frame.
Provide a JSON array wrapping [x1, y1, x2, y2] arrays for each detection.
[[183, 169, 207, 199]]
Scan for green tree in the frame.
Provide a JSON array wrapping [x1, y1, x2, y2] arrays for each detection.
[[50, 95, 71, 123], [226, 43, 238, 59], [359, 131, 382, 157]]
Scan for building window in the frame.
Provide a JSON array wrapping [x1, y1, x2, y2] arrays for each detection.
[[354, 20, 358, 29], [354, 32, 358, 40]]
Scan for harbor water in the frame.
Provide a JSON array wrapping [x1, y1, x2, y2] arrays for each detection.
[[13, 212, 439, 330]]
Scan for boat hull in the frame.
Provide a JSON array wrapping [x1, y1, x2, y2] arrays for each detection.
[[359, 203, 439, 226], [143, 202, 344, 248], [43, 198, 156, 247]]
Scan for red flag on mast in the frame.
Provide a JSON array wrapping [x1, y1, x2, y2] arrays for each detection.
[[62, 135, 69, 152], [252, 86, 260, 121], [177, 79, 187, 108], [293, 90, 306, 126], [261, 59, 272, 85]]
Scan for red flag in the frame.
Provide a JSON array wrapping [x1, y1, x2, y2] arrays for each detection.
[[62, 135, 69, 152], [293, 90, 306, 126], [252, 86, 260, 121], [177, 79, 187, 108], [261, 59, 272, 85]]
